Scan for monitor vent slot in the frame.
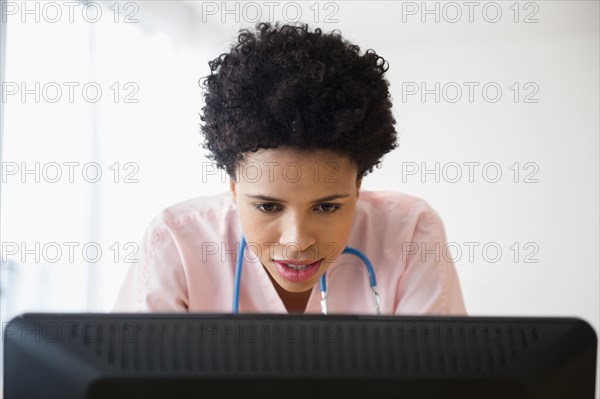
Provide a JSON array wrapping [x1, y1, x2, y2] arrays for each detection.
[[44, 316, 548, 377]]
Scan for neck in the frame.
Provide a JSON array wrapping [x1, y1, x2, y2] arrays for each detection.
[[264, 267, 312, 313], [278, 286, 313, 313]]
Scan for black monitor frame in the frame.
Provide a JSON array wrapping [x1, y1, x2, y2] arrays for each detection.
[[3, 313, 598, 398]]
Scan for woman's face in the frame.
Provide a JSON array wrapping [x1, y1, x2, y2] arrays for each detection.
[[229, 146, 362, 293]]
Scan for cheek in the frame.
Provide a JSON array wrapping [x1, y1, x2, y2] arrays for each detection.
[[238, 208, 276, 255], [239, 206, 264, 233], [317, 218, 355, 260]]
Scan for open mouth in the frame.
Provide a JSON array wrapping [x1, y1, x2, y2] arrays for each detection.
[[281, 261, 319, 271], [272, 258, 324, 283]]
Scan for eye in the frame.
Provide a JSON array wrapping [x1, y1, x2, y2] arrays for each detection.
[[253, 203, 281, 213], [315, 203, 341, 215], [253, 203, 342, 215]]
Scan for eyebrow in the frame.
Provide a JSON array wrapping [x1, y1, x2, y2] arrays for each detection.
[[245, 194, 351, 203]]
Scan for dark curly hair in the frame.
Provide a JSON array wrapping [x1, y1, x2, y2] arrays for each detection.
[[199, 22, 398, 180]]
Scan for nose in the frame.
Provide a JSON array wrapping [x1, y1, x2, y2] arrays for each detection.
[[278, 212, 317, 254]]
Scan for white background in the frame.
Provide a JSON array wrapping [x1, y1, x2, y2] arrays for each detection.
[[0, 1, 598, 395]]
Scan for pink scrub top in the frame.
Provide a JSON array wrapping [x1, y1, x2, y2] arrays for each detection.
[[112, 190, 467, 315]]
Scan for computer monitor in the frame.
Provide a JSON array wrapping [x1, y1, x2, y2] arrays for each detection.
[[3, 313, 597, 398]]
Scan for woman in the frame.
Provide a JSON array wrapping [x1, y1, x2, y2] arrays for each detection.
[[113, 22, 467, 315]]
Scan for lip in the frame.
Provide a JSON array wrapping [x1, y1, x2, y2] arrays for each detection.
[[272, 259, 321, 266], [272, 258, 323, 283]]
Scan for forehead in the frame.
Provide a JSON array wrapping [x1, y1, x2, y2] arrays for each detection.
[[237, 147, 357, 187], [244, 147, 352, 167]]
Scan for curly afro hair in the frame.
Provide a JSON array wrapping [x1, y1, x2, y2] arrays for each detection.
[[199, 22, 398, 180]]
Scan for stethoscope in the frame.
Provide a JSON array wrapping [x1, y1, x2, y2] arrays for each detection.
[[232, 235, 381, 315]]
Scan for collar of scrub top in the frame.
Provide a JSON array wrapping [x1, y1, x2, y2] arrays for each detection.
[[233, 235, 381, 315]]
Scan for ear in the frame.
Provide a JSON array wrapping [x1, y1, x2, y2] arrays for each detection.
[[356, 177, 362, 199], [229, 176, 237, 206]]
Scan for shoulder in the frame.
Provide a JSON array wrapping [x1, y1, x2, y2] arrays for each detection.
[[351, 190, 447, 249], [142, 191, 235, 247], [159, 191, 234, 224], [355, 190, 443, 226]]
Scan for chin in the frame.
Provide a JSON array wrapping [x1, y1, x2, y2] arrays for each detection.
[[278, 280, 314, 293]]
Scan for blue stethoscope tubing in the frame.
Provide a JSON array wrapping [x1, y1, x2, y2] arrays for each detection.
[[232, 235, 381, 315]]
